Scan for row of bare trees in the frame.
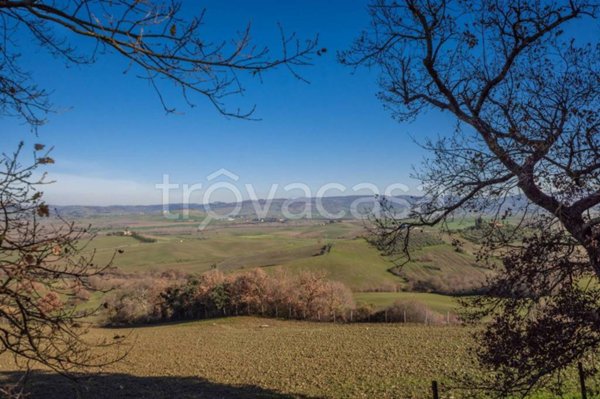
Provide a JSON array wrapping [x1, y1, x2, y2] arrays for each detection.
[[102, 268, 455, 325], [104, 268, 355, 324]]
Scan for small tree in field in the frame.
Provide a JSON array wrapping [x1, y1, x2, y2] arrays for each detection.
[[342, 0, 599, 396]]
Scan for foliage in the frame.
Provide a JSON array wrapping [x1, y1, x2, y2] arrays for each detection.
[[0, 143, 124, 377], [105, 268, 356, 324]]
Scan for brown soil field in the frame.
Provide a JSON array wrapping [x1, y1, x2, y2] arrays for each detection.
[[0, 317, 475, 399]]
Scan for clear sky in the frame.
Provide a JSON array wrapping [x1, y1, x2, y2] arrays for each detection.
[[1, 1, 471, 205]]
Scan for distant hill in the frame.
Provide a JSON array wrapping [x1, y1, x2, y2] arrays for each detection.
[[50, 196, 409, 219], [51, 194, 532, 219]]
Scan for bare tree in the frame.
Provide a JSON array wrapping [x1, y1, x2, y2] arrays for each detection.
[[341, 0, 600, 396], [0, 0, 317, 124], [0, 1, 316, 394], [0, 143, 127, 396]]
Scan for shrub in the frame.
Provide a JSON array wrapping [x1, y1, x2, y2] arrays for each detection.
[[408, 276, 447, 293], [368, 300, 448, 324], [74, 287, 91, 302], [356, 281, 401, 293], [406, 274, 487, 295], [103, 272, 180, 324], [352, 304, 375, 322], [105, 286, 161, 324], [130, 232, 157, 243], [388, 300, 431, 323]]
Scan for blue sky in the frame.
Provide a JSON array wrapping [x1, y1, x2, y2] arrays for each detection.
[[2, 1, 465, 205]]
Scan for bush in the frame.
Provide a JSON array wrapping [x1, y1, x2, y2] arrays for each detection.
[[103, 271, 185, 324], [387, 300, 434, 323], [363, 300, 449, 325], [356, 281, 401, 293], [406, 274, 488, 295], [130, 231, 157, 243], [105, 286, 161, 324], [352, 304, 375, 322]]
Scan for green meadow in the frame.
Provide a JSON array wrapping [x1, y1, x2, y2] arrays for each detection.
[[86, 218, 486, 296]]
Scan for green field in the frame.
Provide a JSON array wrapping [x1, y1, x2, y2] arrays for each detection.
[[85, 219, 486, 296]]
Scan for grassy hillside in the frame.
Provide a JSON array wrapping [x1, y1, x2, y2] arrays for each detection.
[[270, 239, 405, 291], [394, 244, 492, 294], [83, 219, 492, 308]]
